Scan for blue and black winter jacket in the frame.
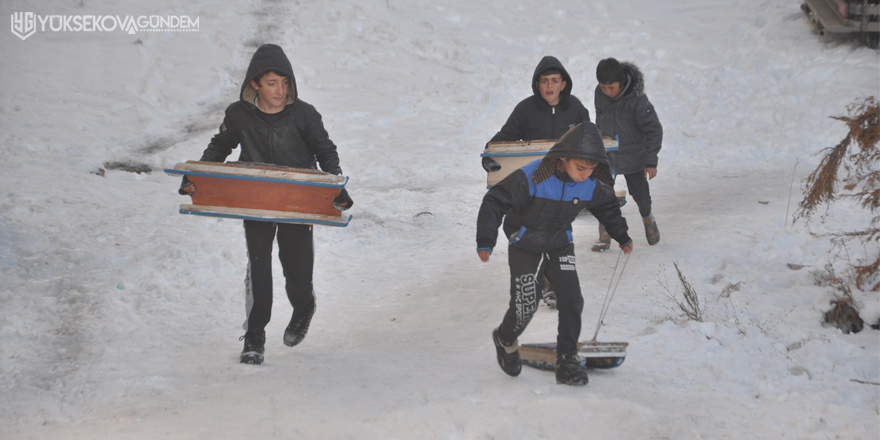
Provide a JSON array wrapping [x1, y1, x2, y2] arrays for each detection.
[[477, 122, 631, 254]]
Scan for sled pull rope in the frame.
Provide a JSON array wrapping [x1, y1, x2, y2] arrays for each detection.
[[591, 249, 631, 341]]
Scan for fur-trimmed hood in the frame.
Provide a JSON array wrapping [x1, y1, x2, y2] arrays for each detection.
[[240, 44, 298, 106], [618, 61, 646, 99]]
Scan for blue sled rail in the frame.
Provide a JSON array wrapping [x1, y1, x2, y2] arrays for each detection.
[[165, 161, 352, 227]]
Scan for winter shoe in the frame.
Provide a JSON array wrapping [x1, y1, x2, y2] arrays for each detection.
[[492, 328, 521, 377], [542, 277, 557, 308], [591, 224, 611, 252], [239, 331, 266, 365], [643, 213, 660, 245], [543, 290, 557, 308], [284, 305, 316, 347], [556, 354, 589, 386]]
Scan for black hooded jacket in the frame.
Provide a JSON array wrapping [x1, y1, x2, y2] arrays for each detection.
[[477, 122, 631, 254], [199, 44, 342, 175], [488, 56, 591, 144]]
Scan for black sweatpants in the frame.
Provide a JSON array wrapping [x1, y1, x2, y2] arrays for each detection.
[[243, 220, 315, 334], [498, 243, 584, 357], [622, 171, 652, 217]]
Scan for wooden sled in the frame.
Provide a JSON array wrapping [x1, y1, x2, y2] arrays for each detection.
[[165, 161, 352, 227], [519, 341, 628, 371], [482, 137, 620, 188]]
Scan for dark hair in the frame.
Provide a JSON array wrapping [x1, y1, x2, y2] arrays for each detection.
[[539, 68, 562, 78], [255, 70, 289, 84], [596, 58, 625, 84]]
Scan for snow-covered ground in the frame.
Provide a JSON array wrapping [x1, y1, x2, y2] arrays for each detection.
[[1, 0, 878, 438]]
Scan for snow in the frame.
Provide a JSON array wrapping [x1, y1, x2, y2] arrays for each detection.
[[1, 0, 878, 438]]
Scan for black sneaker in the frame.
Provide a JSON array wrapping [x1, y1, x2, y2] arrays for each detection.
[[492, 328, 521, 377], [556, 354, 588, 385], [239, 331, 266, 365], [284, 305, 316, 347]]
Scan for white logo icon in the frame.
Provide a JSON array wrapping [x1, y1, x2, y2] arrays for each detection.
[[11, 12, 36, 40]]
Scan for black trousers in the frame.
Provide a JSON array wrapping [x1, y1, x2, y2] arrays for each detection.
[[622, 171, 652, 217], [242, 220, 315, 334], [498, 244, 584, 357]]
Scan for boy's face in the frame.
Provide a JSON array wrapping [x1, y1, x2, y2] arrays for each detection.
[[537, 73, 566, 106], [250, 71, 290, 113], [560, 158, 595, 182], [599, 82, 621, 99]]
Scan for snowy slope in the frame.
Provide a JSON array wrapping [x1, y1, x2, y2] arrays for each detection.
[[1, 0, 878, 438]]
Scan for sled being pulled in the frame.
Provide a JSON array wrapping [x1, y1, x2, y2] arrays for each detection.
[[521, 250, 633, 371], [165, 161, 352, 227], [519, 341, 628, 370]]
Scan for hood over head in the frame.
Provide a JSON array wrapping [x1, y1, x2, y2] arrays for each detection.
[[240, 43, 297, 106], [532, 122, 612, 184], [530, 56, 573, 101]]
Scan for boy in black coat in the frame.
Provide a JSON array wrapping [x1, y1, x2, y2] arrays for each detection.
[[483, 55, 592, 307], [180, 44, 352, 365], [477, 122, 633, 385], [594, 58, 663, 248]]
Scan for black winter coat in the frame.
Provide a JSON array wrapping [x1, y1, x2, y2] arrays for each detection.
[[594, 62, 662, 175], [489, 56, 591, 143], [198, 43, 342, 175]]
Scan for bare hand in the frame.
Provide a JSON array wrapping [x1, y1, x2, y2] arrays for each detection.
[[180, 183, 196, 195], [478, 249, 491, 262], [620, 242, 633, 255], [645, 167, 657, 180]]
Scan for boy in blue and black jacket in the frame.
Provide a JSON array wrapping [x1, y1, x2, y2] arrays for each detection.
[[476, 122, 633, 386]]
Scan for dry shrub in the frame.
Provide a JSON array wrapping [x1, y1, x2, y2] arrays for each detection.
[[660, 262, 703, 322], [795, 97, 880, 291]]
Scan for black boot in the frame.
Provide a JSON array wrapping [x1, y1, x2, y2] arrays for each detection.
[[492, 328, 521, 377], [556, 354, 588, 385], [284, 305, 316, 347], [240, 330, 266, 365]]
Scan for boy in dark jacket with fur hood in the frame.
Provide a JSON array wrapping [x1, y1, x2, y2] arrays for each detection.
[[476, 122, 633, 385], [594, 58, 663, 249], [180, 44, 352, 365]]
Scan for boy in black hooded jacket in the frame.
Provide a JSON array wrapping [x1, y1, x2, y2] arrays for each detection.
[[476, 122, 633, 385], [483, 55, 592, 308], [180, 44, 352, 365]]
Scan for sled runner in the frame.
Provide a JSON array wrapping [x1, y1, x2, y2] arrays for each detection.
[[520, 341, 629, 370], [522, 250, 632, 371], [165, 161, 352, 227]]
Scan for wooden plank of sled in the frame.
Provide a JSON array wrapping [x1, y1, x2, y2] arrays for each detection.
[[520, 341, 629, 370], [178, 205, 352, 227], [482, 137, 619, 188], [482, 140, 555, 188], [165, 161, 349, 226], [169, 160, 346, 185]]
